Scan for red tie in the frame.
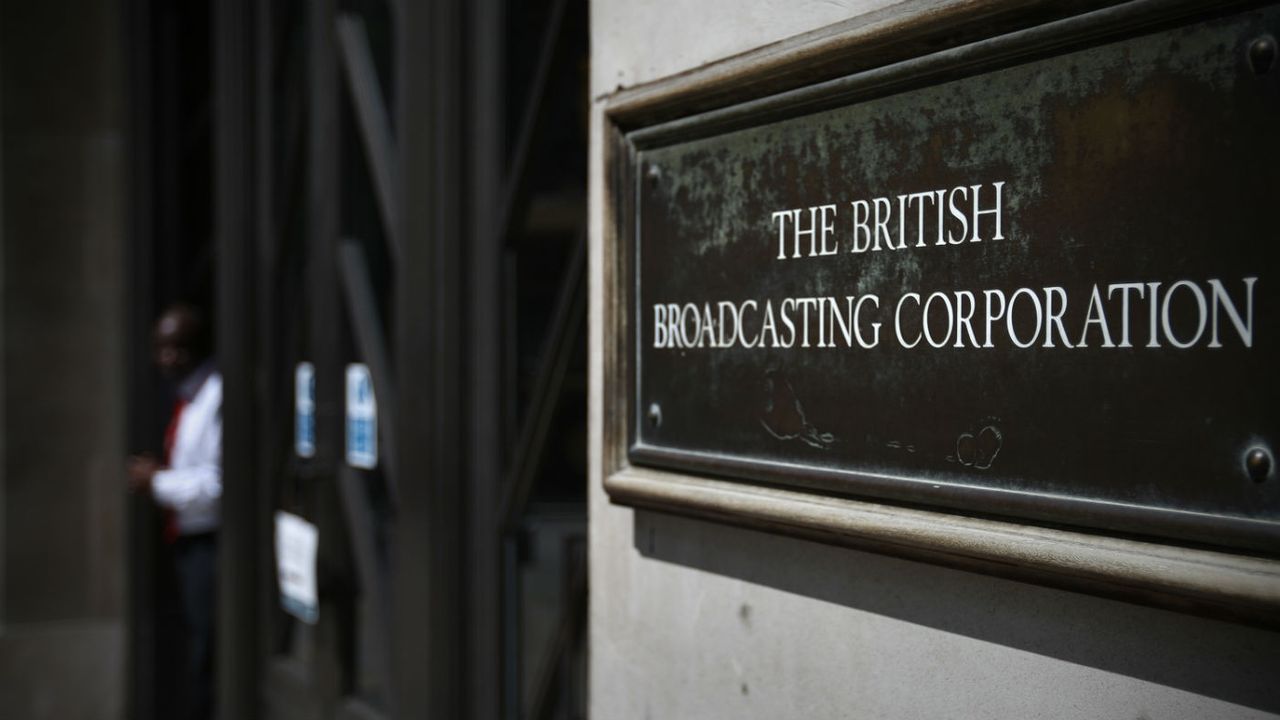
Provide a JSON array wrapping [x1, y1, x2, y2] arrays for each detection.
[[161, 399, 187, 543], [164, 398, 187, 464]]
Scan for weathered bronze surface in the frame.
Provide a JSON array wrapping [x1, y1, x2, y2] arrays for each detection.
[[629, 5, 1280, 551]]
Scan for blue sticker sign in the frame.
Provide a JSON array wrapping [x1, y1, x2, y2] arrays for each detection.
[[295, 362, 316, 458], [345, 363, 377, 469]]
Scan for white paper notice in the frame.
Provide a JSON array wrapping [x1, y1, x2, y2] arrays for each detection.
[[274, 511, 319, 624]]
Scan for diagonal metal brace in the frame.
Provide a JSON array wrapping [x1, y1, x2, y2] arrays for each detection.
[[338, 238, 400, 503], [499, 228, 587, 535], [495, 0, 571, 250], [336, 13, 403, 264]]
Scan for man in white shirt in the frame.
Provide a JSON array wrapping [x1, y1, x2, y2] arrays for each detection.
[[127, 303, 221, 720]]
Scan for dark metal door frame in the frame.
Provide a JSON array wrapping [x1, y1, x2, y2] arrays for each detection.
[[216, 0, 410, 716], [210, 0, 588, 717], [211, 0, 439, 716]]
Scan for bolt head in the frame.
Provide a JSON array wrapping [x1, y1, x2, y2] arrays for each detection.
[[1245, 447, 1272, 482], [1248, 35, 1276, 74]]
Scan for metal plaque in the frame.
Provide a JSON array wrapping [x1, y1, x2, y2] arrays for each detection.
[[630, 5, 1280, 550]]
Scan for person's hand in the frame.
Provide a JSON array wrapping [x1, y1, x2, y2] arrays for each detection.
[[127, 454, 163, 493]]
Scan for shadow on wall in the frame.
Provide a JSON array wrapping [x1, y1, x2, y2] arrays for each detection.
[[634, 509, 1280, 714]]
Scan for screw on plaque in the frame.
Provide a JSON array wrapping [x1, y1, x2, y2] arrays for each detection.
[[1245, 447, 1272, 483], [648, 164, 661, 186], [647, 402, 662, 429], [1248, 35, 1276, 74]]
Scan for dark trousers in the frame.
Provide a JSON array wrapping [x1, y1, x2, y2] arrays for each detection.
[[175, 532, 217, 720]]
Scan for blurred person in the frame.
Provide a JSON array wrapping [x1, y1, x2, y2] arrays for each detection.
[[127, 303, 221, 720]]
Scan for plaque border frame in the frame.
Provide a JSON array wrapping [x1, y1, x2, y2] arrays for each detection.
[[599, 0, 1280, 627]]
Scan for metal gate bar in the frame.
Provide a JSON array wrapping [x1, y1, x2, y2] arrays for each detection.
[[213, 0, 264, 715], [395, 0, 466, 715]]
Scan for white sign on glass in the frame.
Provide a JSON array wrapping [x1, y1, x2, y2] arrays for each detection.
[[274, 511, 319, 624]]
